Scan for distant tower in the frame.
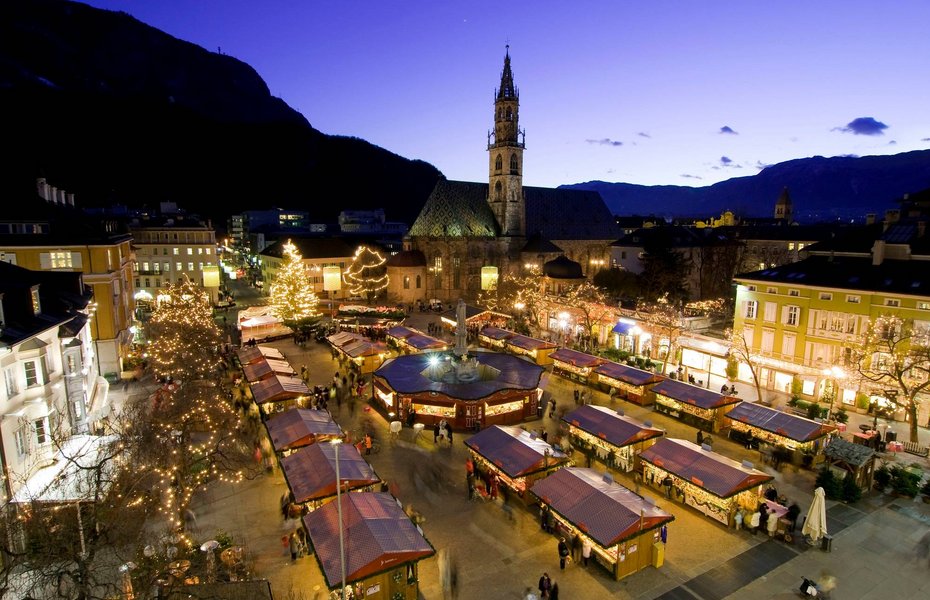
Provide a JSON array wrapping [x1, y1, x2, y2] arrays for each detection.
[[774, 186, 793, 221], [488, 46, 526, 237]]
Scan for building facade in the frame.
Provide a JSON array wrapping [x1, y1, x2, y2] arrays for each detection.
[[259, 238, 358, 302]]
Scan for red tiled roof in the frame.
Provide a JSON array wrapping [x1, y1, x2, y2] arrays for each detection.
[[550, 348, 604, 368], [639, 439, 772, 498], [242, 357, 296, 383], [562, 405, 664, 448], [236, 345, 285, 365], [249, 375, 310, 404], [465, 425, 569, 478], [282, 443, 379, 503], [651, 379, 740, 409], [265, 408, 344, 452]]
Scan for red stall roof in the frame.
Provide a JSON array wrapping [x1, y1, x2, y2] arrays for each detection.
[[651, 379, 740, 410], [640, 438, 773, 499], [531, 468, 674, 547], [327, 331, 367, 348], [465, 425, 569, 478], [250, 375, 310, 404], [236, 345, 285, 365], [594, 361, 663, 387], [265, 408, 344, 452], [479, 326, 515, 341], [725, 402, 836, 443], [303, 492, 434, 589], [242, 357, 297, 383], [550, 348, 604, 368], [506, 335, 557, 352], [282, 443, 380, 503], [562, 405, 665, 448]]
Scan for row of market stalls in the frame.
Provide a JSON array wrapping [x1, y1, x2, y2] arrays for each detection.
[[327, 331, 390, 374], [237, 345, 312, 412], [549, 348, 663, 406], [386, 326, 449, 354], [477, 327, 558, 365]]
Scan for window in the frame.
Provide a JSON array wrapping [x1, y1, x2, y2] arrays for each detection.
[[846, 295, 861, 304], [415, 274, 421, 289], [744, 300, 758, 319], [797, 243, 805, 251], [187, 248, 193, 255], [746, 285, 757, 292], [163, 247, 168, 255], [135, 278, 140, 288], [494, 181, 502, 201], [4, 367, 17, 397], [164, 262, 170, 272], [144, 278, 151, 288], [885, 298, 900, 307], [784, 305, 800, 326], [763, 302, 777, 322], [188, 262, 194, 271], [761, 330, 775, 353], [620, 251, 627, 260], [205, 248, 211, 255], [173, 248, 179, 255], [403, 276, 410, 289], [788, 242, 795, 251], [918, 301, 930, 311], [30, 287, 41, 314], [50, 251, 73, 268], [176, 262, 183, 271], [819, 292, 832, 301], [782, 333, 796, 356], [15, 427, 28, 456], [142, 262, 150, 272], [766, 287, 778, 294], [197, 262, 203, 271], [510, 153, 518, 174], [0, 251, 17, 265], [155, 278, 161, 288], [495, 154, 502, 171], [24, 360, 40, 386], [788, 289, 800, 297], [33, 418, 48, 445]]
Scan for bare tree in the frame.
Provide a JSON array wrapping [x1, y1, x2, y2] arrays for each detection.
[[726, 328, 764, 403]]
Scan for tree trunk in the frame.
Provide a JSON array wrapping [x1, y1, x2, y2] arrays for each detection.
[[750, 368, 763, 404], [908, 401, 919, 443]]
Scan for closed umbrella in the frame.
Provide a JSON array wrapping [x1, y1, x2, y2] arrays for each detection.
[[801, 486, 827, 542]]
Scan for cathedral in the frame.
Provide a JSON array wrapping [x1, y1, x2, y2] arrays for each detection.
[[386, 49, 618, 303]]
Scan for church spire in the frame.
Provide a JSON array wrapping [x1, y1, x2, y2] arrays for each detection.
[[488, 46, 525, 237], [497, 45, 517, 100]]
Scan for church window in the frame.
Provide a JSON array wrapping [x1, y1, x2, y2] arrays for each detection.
[[494, 181, 503, 202], [506, 107, 513, 121], [510, 154, 518, 174], [416, 275, 421, 289], [403, 276, 410, 290], [495, 154, 503, 172], [452, 257, 461, 289]]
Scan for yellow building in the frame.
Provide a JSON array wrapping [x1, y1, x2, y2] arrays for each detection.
[[0, 179, 135, 379]]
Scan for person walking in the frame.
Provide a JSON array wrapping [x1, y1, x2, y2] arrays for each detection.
[[571, 533, 582, 561], [364, 433, 373, 455], [582, 538, 592, 567], [434, 422, 441, 444], [549, 400, 556, 419], [445, 422, 453, 444], [549, 582, 559, 600], [749, 508, 761, 535], [537, 573, 552, 599], [558, 538, 570, 570], [540, 505, 550, 532], [696, 430, 704, 446], [289, 531, 300, 561]]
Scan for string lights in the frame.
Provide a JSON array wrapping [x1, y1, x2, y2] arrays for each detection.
[[343, 245, 388, 299], [268, 239, 322, 329]]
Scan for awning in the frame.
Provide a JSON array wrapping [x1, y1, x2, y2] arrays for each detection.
[[612, 321, 635, 335]]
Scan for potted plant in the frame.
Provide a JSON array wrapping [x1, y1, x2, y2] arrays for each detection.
[[855, 392, 870, 415], [874, 464, 891, 491], [834, 407, 849, 424]]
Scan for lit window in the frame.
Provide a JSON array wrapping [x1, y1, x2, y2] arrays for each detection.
[[15, 427, 28, 456], [819, 292, 832, 301], [30, 287, 41, 315], [188, 262, 194, 271], [173, 248, 179, 255], [50, 251, 73, 268], [4, 367, 17, 397], [785, 305, 800, 326], [766, 287, 777, 294], [788, 289, 800, 297], [918, 302, 930, 311], [176, 262, 182, 271], [846, 295, 860, 304], [798, 243, 805, 250], [164, 262, 170, 272], [33, 418, 48, 445], [187, 248, 193, 255], [788, 242, 795, 251], [745, 300, 758, 319], [143, 262, 150, 272], [24, 360, 39, 387], [885, 298, 900, 307], [198, 262, 203, 270], [403, 276, 410, 289], [747, 285, 756, 292], [198, 248, 203, 255], [205, 248, 212, 255]]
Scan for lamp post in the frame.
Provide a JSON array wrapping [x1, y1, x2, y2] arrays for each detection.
[[330, 438, 348, 600]]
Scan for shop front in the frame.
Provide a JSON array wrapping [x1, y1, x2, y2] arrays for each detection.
[[440, 305, 511, 330], [265, 408, 344, 454], [593, 362, 663, 405], [724, 402, 836, 463], [550, 348, 606, 385], [651, 379, 740, 432], [504, 334, 558, 366], [531, 468, 674, 580], [562, 405, 664, 472], [281, 443, 380, 510], [640, 438, 773, 527], [303, 492, 434, 600], [465, 425, 571, 502], [478, 326, 514, 349]]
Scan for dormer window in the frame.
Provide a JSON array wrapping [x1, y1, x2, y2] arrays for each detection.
[[30, 286, 41, 315]]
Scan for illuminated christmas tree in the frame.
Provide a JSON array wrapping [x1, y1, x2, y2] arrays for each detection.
[[146, 276, 222, 381], [344, 244, 388, 302], [268, 239, 322, 332]]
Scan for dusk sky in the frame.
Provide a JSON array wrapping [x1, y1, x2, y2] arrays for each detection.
[[84, 1, 930, 188]]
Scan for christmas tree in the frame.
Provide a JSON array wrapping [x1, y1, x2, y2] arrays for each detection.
[[268, 239, 322, 331], [344, 244, 388, 302]]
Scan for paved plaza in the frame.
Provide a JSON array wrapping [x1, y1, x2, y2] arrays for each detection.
[[164, 296, 930, 600]]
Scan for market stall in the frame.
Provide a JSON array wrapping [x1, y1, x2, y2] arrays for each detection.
[[651, 379, 740, 432], [328, 332, 390, 374], [550, 348, 606, 384], [236, 345, 285, 366], [465, 425, 571, 501], [386, 326, 448, 354], [250, 375, 310, 414], [822, 437, 876, 491], [282, 443, 380, 510], [593, 361, 663, 405], [562, 405, 665, 472], [265, 408, 344, 454], [531, 468, 674, 580], [237, 305, 290, 342], [303, 492, 435, 600], [242, 357, 297, 383], [724, 402, 837, 460], [504, 335, 558, 366], [478, 326, 515, 349], [639, 438, 773, 527], [440, 304, 511, 329]]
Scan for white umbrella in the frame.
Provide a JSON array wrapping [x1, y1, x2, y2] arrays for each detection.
[[801, 486, 828, 542]]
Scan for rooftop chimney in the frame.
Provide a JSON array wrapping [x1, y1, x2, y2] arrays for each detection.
[[872, 239, 886, 266], [48, 185, 58, 204], [865, 213, 876, 226], [36, 178, 48, 201]]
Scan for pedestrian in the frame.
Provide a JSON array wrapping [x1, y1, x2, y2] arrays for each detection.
[[696, 430, 704, 446], [582, 538, 592, 566], [749, 508, 761, 535], [540, 505, 550, 532], [734, 508, 744, 531], [573, 389, 579, 405], [365, 433, 373, 455], [663, 475, 673, 499], [538, 572, 552, 599], [786, 502, 801, 532], [721, 383, 728, 393], [183, 508, 198, 534], [289, 531, 299, 561], [571, 533, 582, 561], [524, 587, 539, 600], [766, 510, 779, 537], [434, 422, 440, 444], [549, 582, 559, 600], [545, 506, 556, 534], [557, 537, 570, 570]]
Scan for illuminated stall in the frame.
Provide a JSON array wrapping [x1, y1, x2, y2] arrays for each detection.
[[386, 326, 448, 354], [250, 375, 310, 415], [327, 332, 389, 375], [242, 357, 297, 383], [724, 402, 836, 457], [593, 361, 663, 406], [440, 304, 511, 330], [550, 348, 606, 384], [303, 492, 434, 600], [265, 408, 344, 454], [465, 425, 571, 501], [651, 379, 740, 432], [282, 443, 380, 510], [504, 334, 558, 366], [373, 351, 545, 429], [478, 326, 515, 349], [640, 438, 773, 527], [562, 405, 664, 472], [236, 345, 286, 366], [531, 468, 674, 580]]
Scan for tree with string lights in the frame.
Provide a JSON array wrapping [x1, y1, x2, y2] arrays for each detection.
[[268, 239, 322, 332], [478, 267, 544, 335], [344, 244, 388, 303], [145, 276, 222, 381]]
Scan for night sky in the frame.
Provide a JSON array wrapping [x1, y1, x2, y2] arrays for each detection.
[[83, 0, 930, 188]]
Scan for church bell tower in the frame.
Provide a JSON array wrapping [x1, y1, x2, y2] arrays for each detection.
[[488, 46, 525, 237]]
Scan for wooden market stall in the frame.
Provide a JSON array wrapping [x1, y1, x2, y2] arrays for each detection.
[[236, 344, 286, 366], [651, 379, 740, 432], [303, 492, 435, 600], [386, 326, 449, 354], [242, 357, 297, 383], [593, 361, 663, 406], [373, 351, 545, 430], [250, 375, 310, 414], [724, 402, 837, 462], [562, 405, 665, 472], [822, 437, 876, 491], [282, 443, 381, 510], [504, 334, 558, 366], [464, 425, 571, 502], [265, 408, 344, 454], [327, 332, 390, 374], [639, 438, 773, 527], [478, 326, 515, 349], [531, 468, 674, 580], [550, 348, 606, 384], [237, 305, 290, 342], [440, 304, 511, 329]]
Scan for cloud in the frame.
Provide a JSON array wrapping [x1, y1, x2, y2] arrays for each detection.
[[756, 160, 773, 170], [586, 138, 623, 147], [637, 132, 651, 138], [922, 137, 930, 142], [834, 117, 889, 136], [680, 174, 702, 180], [720, 156, 733, 165], [888, 140, 897, 145], [719, 126, 738, 135]]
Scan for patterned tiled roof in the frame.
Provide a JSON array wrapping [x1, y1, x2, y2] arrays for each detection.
[[407, 179, 499, 238], [265, 408, 343, 452], [282, 443, 379, 503], [823, 436, 875, 467], [725, 402, 835, 443], [651, 379, 739, 410], [562, 405, 665, 448], [465, 425, 569, 478]]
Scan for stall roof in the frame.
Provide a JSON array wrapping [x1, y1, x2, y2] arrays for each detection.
[[403, 334, 448, 351], [341, 339, 388, 359], [376, 351, 545, 400], [327, 331, 367, 348], [725, 402, 836, 443], [440, 304, 511, 323], [242, 357, 297, 383], [465, 425, 569, 478], [236, 345, 285, 365], [651, 379, 739, 410], [506, 335, 556, 352], [532, 468, 674, 547], [282, 443, 379, 503], [479, 327, 515, 341], [594, 361, 663, 386], [386, 326, 419, 340], [562, 405, 664, 448], [550, 348, 604, 368], [303, 492, 434, 589], [823, 437, 876, 467], [640, 438, 773, 498], [250, 375, 310, 404], [265, 408, 344, 452]]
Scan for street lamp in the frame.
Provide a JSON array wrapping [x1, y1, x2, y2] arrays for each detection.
[[330, 438, 348, 600]]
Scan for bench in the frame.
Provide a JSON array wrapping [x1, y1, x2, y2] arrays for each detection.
[[901, 441, 930, 458]]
